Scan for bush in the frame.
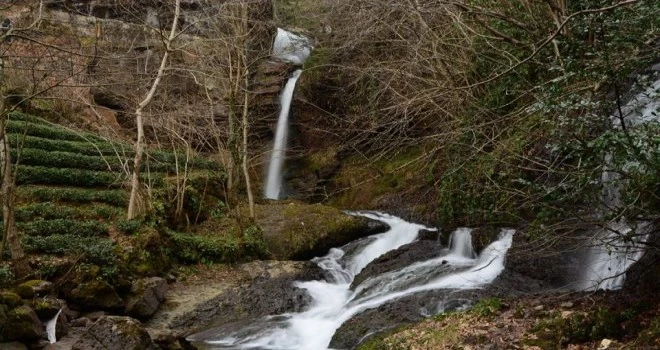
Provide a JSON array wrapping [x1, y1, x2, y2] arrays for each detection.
[[0, 264, 14, 288], [166, 226, 268, 264], [15, 165, 123, 187], [6, 119, 104, 142], [14, 202, 123, 221], [11, 148, 125, 172], [9, 134, 132, 157], [115, 219, 142, 235], [22, 234, 117, 264], [17, 186, 129, 206], [18, 219, 109, 237]]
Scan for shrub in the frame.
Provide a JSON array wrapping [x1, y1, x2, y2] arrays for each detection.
[[15, 203, 123, 221], [17, 186, 129, 206], [166, 227, 268, 264], [11, 148, 125, 172], [6, 119, 104, 142], [22, 234, 117, 264], [15, 165, 123, 187], [18, 219, 109, 237], [0, 264, 14, 288], [115, 219, 142, 235]]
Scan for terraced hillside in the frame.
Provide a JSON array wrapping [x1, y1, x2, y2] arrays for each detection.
[[1, 111, 248, 281]]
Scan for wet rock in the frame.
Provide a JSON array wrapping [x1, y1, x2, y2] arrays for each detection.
[[15, 280, 53, 299], [0, 305, 45, 342], [71, 316, 158, 350], [67, 280, 124, 311], [351, 240, 444, 288], [170, 261, 324, 334], [30, 297, 62, 320], [125, 277, 168, 320]]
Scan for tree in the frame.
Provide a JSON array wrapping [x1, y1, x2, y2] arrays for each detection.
[[127, 0, 182, 219]]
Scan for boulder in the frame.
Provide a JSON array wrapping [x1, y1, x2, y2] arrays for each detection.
[[0, 291, 23, 309], [15, 280, 53, 299], [71, 316, 159, 350], [125, 277, 168, 320], [31, 297, 63, 320], [0, 305, 45, 342], [67, 280, 124, 311]]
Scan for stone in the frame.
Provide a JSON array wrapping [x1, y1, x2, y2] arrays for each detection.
[[0, 305, 46, 342], [561, 301, 574, 308], [0, 291, 23, 309], [67, 280, 124, 311], [31, 297, 62, 320], [598, 339, 614, 349], [125, 277, 168, 320], [15, 280, 53, 299], [71, 316, 159, 350]]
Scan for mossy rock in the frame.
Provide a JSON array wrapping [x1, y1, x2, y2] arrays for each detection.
[[0, 305, 45, 342], [0, 291, 23, 309], [67, 280, 124, 311], [15, 279, 53, 299], [71, 316, 158, 350], [254, 203, 388, 260], [30, 296, 62, 320]]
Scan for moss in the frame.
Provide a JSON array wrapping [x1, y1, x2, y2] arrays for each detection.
[[0, 291, 23, 308]]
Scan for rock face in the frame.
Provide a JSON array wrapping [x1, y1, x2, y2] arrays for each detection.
[[351, 240, 444, 288], [0, 305, 45, 342], [169, 261, 324, 335], [72, 316, 159, 350], [255, 203, 389, 260], [125, 277, 168, 320]]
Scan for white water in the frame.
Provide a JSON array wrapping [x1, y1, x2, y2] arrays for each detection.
[[264, 28, 311, 199], [46, 308, 62, 344], [264, 70, 302, 199], [579, 75, 659, 291], [190, 213, 515, 349]]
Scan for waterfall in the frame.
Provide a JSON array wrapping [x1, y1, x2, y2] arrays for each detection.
[[264, 70, 302, 199], [188, 213, 515, 350], [449, 228, 475, 258], [579, 75, 660, 291], [264, 28, 311, 199], [46, 308, 62, 344]]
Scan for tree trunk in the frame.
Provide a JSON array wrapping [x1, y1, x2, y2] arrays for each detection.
[[127, 0, 181, 219], [0, 70, 29, 277]]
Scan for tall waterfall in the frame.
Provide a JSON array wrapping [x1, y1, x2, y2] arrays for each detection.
[[579, 75, 660, 290], [264, 29, 311, 199], [188, 213, 515, 349]]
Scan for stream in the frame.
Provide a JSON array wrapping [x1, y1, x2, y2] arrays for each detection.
[[188, 212, 514, 349]]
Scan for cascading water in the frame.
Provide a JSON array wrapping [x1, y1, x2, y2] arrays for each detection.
[[189, 213, 515, 350], [264, 70, 302, 199], [46, 308, 62, 344], [579, 74, 660, 291], [264, 29, 311, 200]]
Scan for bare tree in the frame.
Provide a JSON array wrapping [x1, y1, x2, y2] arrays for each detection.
[[127, 0, 182, 219]]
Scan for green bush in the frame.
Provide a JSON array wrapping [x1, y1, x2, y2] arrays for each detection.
[[22, 234, 117, 264], [15, 165, 123, 187], [18, 219, 109, 237], [11, 148, 125, 172], [115, 219, 142, 235], [6, 119, 104, 142], [0, 264, 14, 288], [17, 186, 129, 206], [166, 226, 268, 264], [15, 203, 122, 221], [9, 134, 131, 157]]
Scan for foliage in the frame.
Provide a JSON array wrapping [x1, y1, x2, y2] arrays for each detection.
[[166, 224, 267, 264], [14, 202, 122, 221], [14, 165, 165, 187], [18, 219, 109, 237], [22, 234, 117, 264], [17, 186, 129, 206], [472, 298, 503, 317], [115, 219, 142, 235], [0, 265, 14, 288]]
